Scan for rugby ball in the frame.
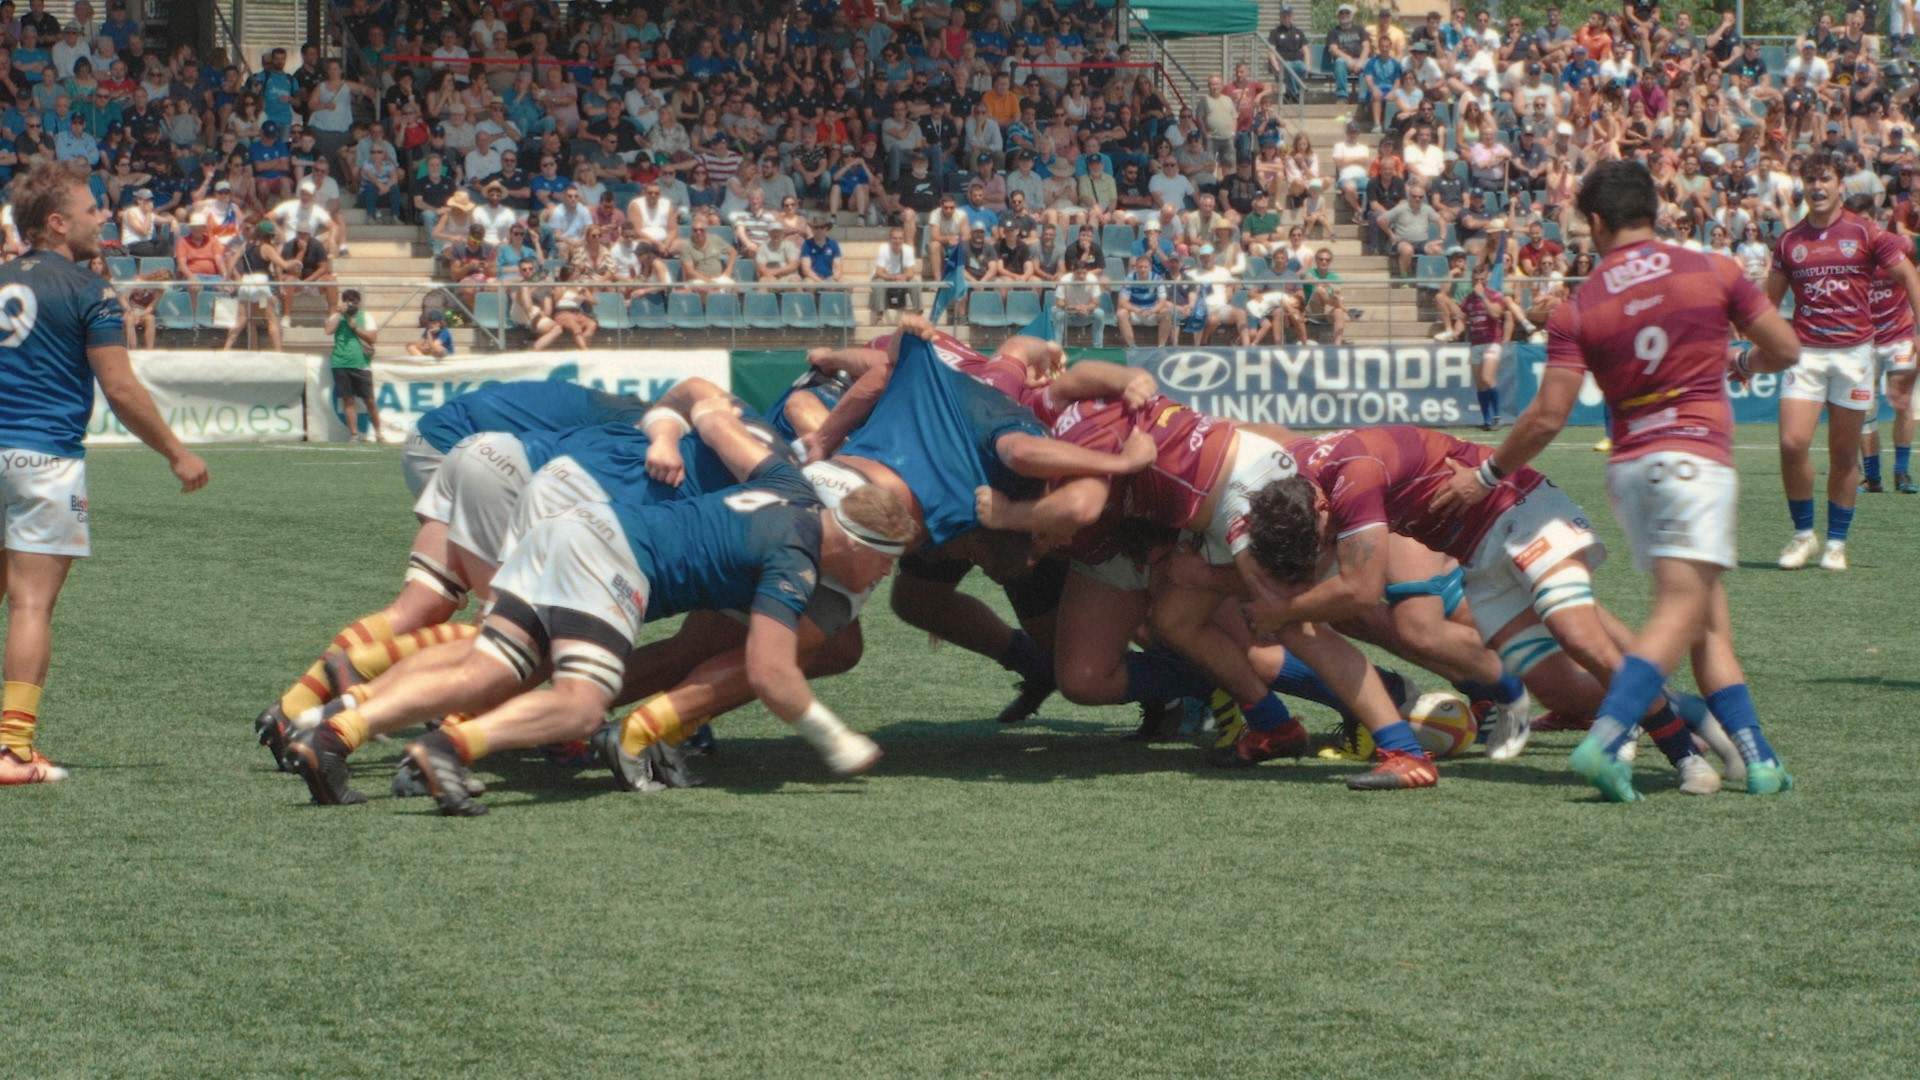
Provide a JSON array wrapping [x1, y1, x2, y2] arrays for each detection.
[[1349, 691, 1479, 759]]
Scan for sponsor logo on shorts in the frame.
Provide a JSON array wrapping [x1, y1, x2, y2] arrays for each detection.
[[69, 494, 87, 522], [1514, 536, 1551, 571], [1852, 388, 1873, 401], [477, 441, 522, 479], [0, 450, 59, 470], [611, 573, 646, 616]]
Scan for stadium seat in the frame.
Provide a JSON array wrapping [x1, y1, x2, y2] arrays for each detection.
[[1098, 293, 1118, 327], [1414, 254, 1447, 284], [743, 291, 783, 329], [1542, 222, 1563, 243], [818, 290, 855, 329], [100, 222, 119, 244], [137, 256, 174, 276], [105, 256, 136, 281], [1005, 290, 1042, 330], [711, 225, 735, 246], [155, 290, 194, 331], [1248, 256, 1270, 280], [472, 291, 511, 331], [705, 291, 742, 328], [781, 292, 820, 329], [593, 292, 632, 330], [192, 290, 221, 330], [1100, 224, 1136, 253], [734, 261, 757, 282], [968, 291, 1008, 328], [630, 293, 670, 329], [1105, 255, 1126, 280], [668, 291, 706, 329]]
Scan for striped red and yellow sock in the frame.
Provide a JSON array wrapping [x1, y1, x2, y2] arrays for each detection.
[[278, 661, 334, 718], [327, 708, 372, 754], [1, 681, 43, 760], [619, 694, 687, 757], [345, 623, 477, 681], [445, 722, 489, 764], [329, 612, 397, 654]]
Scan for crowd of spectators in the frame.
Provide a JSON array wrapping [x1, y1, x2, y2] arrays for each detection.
[[5, 1, 1919, 350]]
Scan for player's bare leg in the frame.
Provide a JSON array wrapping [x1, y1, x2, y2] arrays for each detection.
[[1269, 621, 1437, 790], [1, 550, 74, 783], [1147, 567, 1315, 762], [1891, 370, 1917, 491], [406, 668, 617, 816], [1777, 398, 1829, 568], [1052, 571, 1151, 707], [283, 618, 535, 805]]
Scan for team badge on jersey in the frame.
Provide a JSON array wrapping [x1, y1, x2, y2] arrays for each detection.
[[1840, 239, 1859, 258], [1791, 244, 1809, 262]]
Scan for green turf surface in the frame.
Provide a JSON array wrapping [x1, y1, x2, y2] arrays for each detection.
[[6, 427, 1917, 1078]]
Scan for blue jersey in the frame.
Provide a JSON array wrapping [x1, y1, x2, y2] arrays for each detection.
[[763, 369, 850, 445], [524, 421, 759, 503], [0, 250, 126, 457], [837, 334, 1043, 545], [617, 457, 823, 629], [415, 381, 648, 453]]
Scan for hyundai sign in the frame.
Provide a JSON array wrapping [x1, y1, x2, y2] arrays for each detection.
[[1134, 345, 1482, 427]]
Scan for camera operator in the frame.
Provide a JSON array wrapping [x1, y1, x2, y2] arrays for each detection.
[[326, 288, 382, 442]]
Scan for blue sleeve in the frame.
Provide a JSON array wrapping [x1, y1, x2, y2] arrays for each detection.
[[746, 456, 822, 507], [82, 277, 124, 348], [750, 508, 822, 629]]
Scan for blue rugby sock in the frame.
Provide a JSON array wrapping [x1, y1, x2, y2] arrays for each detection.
[[1787, 498, 1815, 533], [1827, 501, 1854, 542], [1476, 388, 1495, 425], [1269, 652, 1344, 711], [1864, 454, 1883, 485], [1642, 704, 1698, 767], [1241, 693, 1301, 734], [997, 630, 1050, 683], [1486, 388, 1500, 422], [1596, 655, 1668, 754], [1122, 649, 1214, 704], [1898, 445, 1912, 476], [1705, 684, 1776, 765], [1369, 720, 1424, 756]]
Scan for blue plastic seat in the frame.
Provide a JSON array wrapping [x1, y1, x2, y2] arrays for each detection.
[[105, 255, 137, 281], [781, 292, 820, 329], [818, 290, 855, 329], [472, 291, 510, 331], [967, 291, 1008, 327], [629, 293, 670, 329], [734, 261, 757, 282], [193, 289, 221, 329], [155, 290, 194, 330], [1100, 223, 1136, 253], [705, 291, 742, 328], [1004, 290, 1042, 329], [137, 256, 174, 276], [668, 291, 706, 329], [593, 291, 633, 330], [1105, 255, 1127, 280], [743, 291, 783, 329]]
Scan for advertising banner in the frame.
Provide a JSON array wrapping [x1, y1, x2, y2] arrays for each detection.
[[1127, 344, 1485, 428], [86, 351, 312, 446], [306, 349, 731, 442]]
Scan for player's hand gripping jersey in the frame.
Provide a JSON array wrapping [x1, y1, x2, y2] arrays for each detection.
[[1047, 394, 1236, 530]]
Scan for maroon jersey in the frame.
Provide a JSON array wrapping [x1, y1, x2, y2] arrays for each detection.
[[1050, 395, 1236, 530], [872, 329, 1048, 414], [1548, 242, 1771, 466], [1292, 426, 1543, 561], [1772, 210, 1909, 348], [1870, 265, 1916, 345], [1459, 288, 1509, 345]]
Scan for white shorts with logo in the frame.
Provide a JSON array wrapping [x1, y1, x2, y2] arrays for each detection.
[[1462, 482, 1606, 640], [1606, 451, 1737, 571], [411, 433, 534, 565], [1876, 337, 1916, 377], [490, 500, 649, 650], [1195, 431, 1298, 565], [1782, 342, 1875, 412], [504, 456, 614, 565], [1070, 552, 1151, 593], [402, 430, 447, 498], [1, 449, 89, 557]]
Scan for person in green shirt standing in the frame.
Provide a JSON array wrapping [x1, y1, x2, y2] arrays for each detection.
[[1301, 248, 1352, 345], [327, 288, 383, 443]]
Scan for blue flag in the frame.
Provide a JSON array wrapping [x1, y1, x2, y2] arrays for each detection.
[[930, 255, 968, 323]]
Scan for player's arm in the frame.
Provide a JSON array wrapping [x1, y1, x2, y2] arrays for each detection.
[[1891, 257, 1920, 339], [653, 377, 772, 481], [1764, 267, 1790, 307], [1735, 301, 1803, 375], [1045, 359, 1156, 408], [90, 344, 209, 492], [975, 474, 1111, 545], [743, 612, 813, 723], [1241, 522, 1387, 630], [805, 344, 889, 376], [1433, 366, 1582, 512], [995, 427, 1157, 479]]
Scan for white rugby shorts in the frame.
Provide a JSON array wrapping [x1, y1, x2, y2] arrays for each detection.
[[1782, 342, 1875, 412], [1195, 430, 1298, 565], [0, 449, 89, 557], [439, 433, 535, 566], [1462, 482, 1606, 640], [401, 429, 446, 498], [489, 500, 649, 652], [1606, 451, 1737, 572], [1069, 552, 1151, 593]]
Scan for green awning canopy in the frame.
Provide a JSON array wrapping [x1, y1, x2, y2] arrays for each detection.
[[1109, 0, 1261, 37]]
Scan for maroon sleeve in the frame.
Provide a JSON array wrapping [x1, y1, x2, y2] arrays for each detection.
[[1871, 224, 1910, 272], [1722, 258, 1773, 327], [1544, 300, 1586, 371], [1325, 454, 1390, 539]]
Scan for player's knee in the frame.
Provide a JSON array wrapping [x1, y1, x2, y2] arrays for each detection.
[[1055, 655, 1117, 705], [1778, 428, 1815, 457]]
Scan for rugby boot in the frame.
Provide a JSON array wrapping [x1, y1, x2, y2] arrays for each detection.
[[1898, 473, 1917, 494], [1345, 749, 1438, 790], [255, 703, 294, 772], [1210, 722, 1311, 767], [405, 732, 486, 816], [1676, 754, 1723, 796], [0, 747, 68, 785], [390, 756, 486, 799], [284, 725, 365, 806], [1123, 698, 1185, 742], [994, 674, 1055, 725], [1819, 540, 1848, 571], [1570, 734, 1643, 803], [1745, 758, 1795, 796], [1777, 533, 1819, 570], [1484, 688, 1535, 761]]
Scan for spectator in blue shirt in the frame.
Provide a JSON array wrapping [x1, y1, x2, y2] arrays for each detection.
[[799, 218, 842, 282], [249, 121, 292, 202], [53, 110, 97, 165], [102, 3, 139, 52], [1116, 252, 1173, 346], [962, 181, 998, 233], [1361, 52, 1403, 130], [252, 48, 297, 130], [407, 308, 455, 358], [1562, 47, 1600, 90]]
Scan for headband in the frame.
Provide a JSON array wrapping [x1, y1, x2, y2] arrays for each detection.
[[833, 501, 906, 557]]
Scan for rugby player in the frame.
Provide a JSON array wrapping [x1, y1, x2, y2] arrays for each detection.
[[1244, 425, 1732, 794], [256, 381, 651, 760], [1434, 159, 1798, 800], [289, 380, 915, 814], [1768, 151, 1920, 570], [1459, 264, 1529, 432], [1, 162, 209, 785], [1859, 261, 1917, 494]]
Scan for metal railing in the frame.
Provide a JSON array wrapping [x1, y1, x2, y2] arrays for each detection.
[[104, 271, 1648, 351]]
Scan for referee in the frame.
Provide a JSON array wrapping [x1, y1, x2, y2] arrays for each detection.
[[0, 162, 209, 785]]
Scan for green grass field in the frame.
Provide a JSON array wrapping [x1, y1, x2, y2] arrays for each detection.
[[6, 425, 1918, 1078]]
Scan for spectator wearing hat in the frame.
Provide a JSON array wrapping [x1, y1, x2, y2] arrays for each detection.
[[409, 308, 454, 358], [1267, 7, 1309, 98], [174, 213, 224, 306], [443, 223, 497, 314], [250, 120, 292, 203], [1324, 4, 1371, 104], [280, 212, 339, 316], [117, 186, 174, 256], [430, 188, 477, 258], [829, 146, 880, 223], [800, 218, 844, 284], [471, 180, 519, 246], [54, 109, 98, 166], [755, 222, 806, 283], [1360, 44, 1404, 131]]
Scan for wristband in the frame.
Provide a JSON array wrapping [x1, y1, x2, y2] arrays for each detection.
[[1476, 459, 1501, 488], [689, 397, 733, 425], [1734, 349, 1754, 378], [640, 406, 690, 439]]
